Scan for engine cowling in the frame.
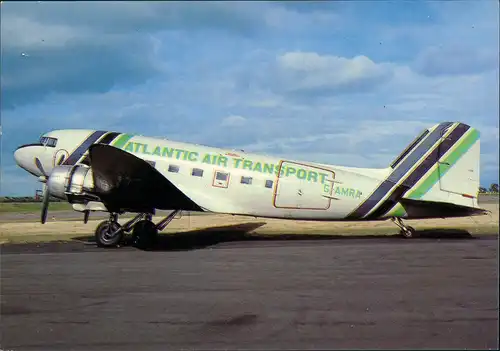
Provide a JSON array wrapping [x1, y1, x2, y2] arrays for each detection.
[[46, 165, 95, 200]]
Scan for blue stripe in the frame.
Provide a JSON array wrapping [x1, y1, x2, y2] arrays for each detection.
[[346, 122, 454, 219], [365, 123, 470, 219], [63, 130, 107, 165]]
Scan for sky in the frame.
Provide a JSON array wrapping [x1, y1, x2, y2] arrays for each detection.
[[1, 0, 499, 196]]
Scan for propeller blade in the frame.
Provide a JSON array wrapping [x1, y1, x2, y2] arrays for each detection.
[[35, 157, 48, 177], [41, 183, 50, 224]]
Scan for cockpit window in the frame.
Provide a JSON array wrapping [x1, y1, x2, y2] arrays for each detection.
[[39, 136, 58, 147]]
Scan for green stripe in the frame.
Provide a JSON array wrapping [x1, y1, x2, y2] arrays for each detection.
[[111, 134, 133, 149], [407, 129, 479, 199], [390, 204, 407, 217]]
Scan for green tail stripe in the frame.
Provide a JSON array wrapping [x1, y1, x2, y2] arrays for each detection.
[[407, 129, 479, 199], [112, 134, 133, 149], [388, 203, 407, 217]]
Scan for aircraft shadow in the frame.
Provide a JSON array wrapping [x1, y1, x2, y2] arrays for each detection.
[[72, 223, 474, 252]]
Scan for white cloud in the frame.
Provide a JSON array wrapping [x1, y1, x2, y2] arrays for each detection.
[[2, 1, 498, 195], [0, 1, 287, 110], [230, 118, 434, 167], [273, 52, 394, 96], [221, 115, 247, 127]]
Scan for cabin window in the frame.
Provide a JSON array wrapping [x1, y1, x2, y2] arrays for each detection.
[[145, 160, 156, 168], [265, 180, 273, 188], [46, 138, 58, 147], [168, 165, 179, 173], [192, 168, 204, 177], [216, 171, 229, 181], [241, 176, 252, 185]]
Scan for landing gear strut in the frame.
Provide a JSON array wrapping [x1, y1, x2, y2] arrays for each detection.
[[94, 210, 180, 249], [391, 217, 418, 238]]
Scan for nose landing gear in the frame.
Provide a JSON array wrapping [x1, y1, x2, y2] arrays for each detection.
[[391, 217, 418, 238], [95, 210, 180, 249]]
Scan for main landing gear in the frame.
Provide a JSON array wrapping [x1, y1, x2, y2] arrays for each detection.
[[391, 217, 418, 238], [95, 210, 180, 249]]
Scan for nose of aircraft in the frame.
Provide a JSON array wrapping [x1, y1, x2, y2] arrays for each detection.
[[14, 145, 42, 177], [14, 146, 29, 168]]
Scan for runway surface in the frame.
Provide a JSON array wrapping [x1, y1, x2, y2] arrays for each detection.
[[1, 233, 498, 350]]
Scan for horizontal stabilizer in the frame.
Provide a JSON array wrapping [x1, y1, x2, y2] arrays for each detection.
[[399, 198, 490, 219]]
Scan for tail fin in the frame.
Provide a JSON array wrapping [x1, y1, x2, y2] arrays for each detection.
[[349, 122, 482, 220], [402, 122, 480, 208]]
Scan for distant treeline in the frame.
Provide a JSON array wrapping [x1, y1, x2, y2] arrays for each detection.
[[0, 196, 65, 203], [479, 183, 499, 194]]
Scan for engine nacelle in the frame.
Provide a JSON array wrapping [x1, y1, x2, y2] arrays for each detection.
[[47, 165, 95, 200]]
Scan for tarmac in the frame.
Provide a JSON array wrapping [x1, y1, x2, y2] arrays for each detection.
[[1, 231, 498, 350], [1, 194, 498, 350]]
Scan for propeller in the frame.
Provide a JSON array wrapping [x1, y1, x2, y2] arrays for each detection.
[[35, 157, 48, 178], [35, 156, 65, 224], [40, 183, 50, 224]]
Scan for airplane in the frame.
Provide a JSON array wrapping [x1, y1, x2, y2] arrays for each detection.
[[13, 121, 489, 249]]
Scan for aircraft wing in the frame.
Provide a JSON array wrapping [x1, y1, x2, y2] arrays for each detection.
[[88, 144, 203, 214]]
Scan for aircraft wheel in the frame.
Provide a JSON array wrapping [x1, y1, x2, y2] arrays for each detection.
[[132, 220, 158, 250], [400, 226, 417, 238], [95, 220, 123, 247]]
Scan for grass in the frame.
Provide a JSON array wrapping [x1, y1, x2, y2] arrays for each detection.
[[1, 219, 497, 245], [1, 195, 497, 245], [0, 202, 73, 213], [2, 226, 497, 246]]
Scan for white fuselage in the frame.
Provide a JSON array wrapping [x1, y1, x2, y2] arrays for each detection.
[[13, 122, 483, 222], [13, 129, 391, 221], [114, 133, 391, 220]]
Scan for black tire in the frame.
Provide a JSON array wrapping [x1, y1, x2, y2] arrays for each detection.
[[132, 220, 158, 250], [95, 220, 123, 247]]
